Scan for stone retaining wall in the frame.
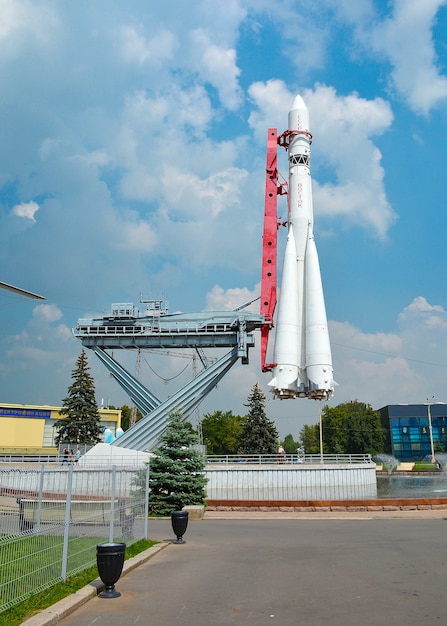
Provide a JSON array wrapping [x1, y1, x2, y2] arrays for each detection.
[[206, 498, 447, 512]]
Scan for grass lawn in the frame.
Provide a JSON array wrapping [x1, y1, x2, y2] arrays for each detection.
[[0, 538, 157, 626], [412, 462, 439, 471]]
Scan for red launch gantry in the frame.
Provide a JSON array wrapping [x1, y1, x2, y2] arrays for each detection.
[[260, 128, 286, 373]]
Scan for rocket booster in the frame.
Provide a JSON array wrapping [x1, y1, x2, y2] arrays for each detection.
[[268, 95, 334, 400]]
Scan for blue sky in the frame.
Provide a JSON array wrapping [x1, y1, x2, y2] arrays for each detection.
[[1, 0, 447, 439]]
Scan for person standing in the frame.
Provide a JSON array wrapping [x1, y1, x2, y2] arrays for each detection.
[[277, 445, 286, 463]]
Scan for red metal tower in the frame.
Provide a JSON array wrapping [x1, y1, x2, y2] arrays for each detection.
[[260, 128, 287, 372]]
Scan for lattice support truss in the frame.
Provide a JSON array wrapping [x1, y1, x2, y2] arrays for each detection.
[[96, 346, 240, 451]]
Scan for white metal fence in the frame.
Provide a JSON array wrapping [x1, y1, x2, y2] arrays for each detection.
[[0, 464, 149, 614], [204, 463, 378, 501], [206, 454, 373, 465], [1, 453, 372, 465]]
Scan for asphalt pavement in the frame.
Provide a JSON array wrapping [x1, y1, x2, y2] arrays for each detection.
[[27, 511, 447, 626]]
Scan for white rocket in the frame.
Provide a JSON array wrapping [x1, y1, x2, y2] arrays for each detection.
[[268, 95, 334, 400]]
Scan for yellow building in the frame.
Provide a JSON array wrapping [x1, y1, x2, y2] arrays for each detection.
[[0, 402, 122, 454]]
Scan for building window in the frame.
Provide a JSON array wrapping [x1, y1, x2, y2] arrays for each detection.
[[43, 420, 56, 447]]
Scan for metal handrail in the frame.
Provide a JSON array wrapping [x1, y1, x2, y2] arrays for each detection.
[[0, 452, 374, 465], [206, 453, 373, 465], [0, 454, 59, 463], [0, 454, 146, 465]]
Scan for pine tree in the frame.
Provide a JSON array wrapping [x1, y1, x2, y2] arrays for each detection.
[[149, 410, 207, 516], [239, 383, 279, 454], [55, 349, 102, 445], [283, 433, 300, 454]]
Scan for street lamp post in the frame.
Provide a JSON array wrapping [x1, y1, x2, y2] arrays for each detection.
[[427, 397, 436, 465]]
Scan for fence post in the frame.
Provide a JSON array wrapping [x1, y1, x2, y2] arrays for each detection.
[[144, 463, 150, 540], [109, 466, 117, 543], [36, 465, 45, 533], [61, 464, 74, 581]]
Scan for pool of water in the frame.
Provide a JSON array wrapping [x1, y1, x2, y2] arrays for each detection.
[[377, 474, 447, 498]]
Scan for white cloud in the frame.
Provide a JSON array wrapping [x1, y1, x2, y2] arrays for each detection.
[[248, 81, 396, 237], [206, 284, 260, 311], [329, 296, 447, 408], [398, 296, 447, 330], [336, 0, 447, 114], [305, 85, 395, 237], [113, 217, 157, 252], [116, 86, 214, 203], [242, 0, 334, 74], [191, 29, 242, 110], [248, 79, 292, 143], [4, 306, 75, 390], [330, 320, 402, 357], [0, 0, 58, 46], [71, 150, 110, 168], [247, 2, 447, 116], [33, 303, 63, 323], [120, 25, 177, 66], [372, 0, 447, 114], [11, 200, 39, 222], [161, 166, 247, 221]]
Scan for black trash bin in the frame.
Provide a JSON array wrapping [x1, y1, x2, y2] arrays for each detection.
[[96, 542, 126, 598], [171, 510, 189, 544]]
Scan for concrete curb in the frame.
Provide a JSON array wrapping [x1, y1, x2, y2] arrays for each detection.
[[204, 509, 447, 519], [21, 542, 170, 626]]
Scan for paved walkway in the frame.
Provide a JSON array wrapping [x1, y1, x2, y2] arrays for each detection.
[[25, 510, 447, 625]]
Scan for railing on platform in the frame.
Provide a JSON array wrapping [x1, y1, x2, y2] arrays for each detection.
[[0, 453, 374, 465], [0, 454, 60, 464], [0, 454, 147, 466], [206, 454, 373, 465], [75, 321, 238, 336]]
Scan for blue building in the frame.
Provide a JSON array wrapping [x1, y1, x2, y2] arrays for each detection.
[[379, 403, 447, 461]]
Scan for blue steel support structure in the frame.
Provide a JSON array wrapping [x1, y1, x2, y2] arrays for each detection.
[[73, 302, 264, 451], [92, 346, 161, 416], [110, 347, 240, 451]]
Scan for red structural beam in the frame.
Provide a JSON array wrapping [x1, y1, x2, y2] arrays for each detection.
[[260, 128, 286, 372]]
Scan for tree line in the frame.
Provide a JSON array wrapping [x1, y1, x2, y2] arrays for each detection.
[[54, 349, 387, 516], [202, 400, 385, 457], [55, 350, 386, 457]]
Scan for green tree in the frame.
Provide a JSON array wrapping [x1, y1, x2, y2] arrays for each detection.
[[322, 401, 384, 455], [239, 384, 279, 454], [55, 349, 102, 445], [120, 404, 143, 431], [149, 410, 207, 516], [282, 433, 300, 454], [298, 424, 320, 454], [201, 410, 243, 454]]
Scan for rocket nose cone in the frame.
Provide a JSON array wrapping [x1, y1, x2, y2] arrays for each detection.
[[288, 94, 310, 132], [290, 94, 307, 112]]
